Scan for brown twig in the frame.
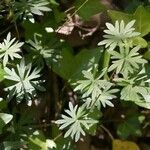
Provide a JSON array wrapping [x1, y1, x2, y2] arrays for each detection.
[[56, 0, 89, 33]]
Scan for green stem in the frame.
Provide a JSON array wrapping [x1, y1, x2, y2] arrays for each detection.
[[103, 50, 110, 80], [53, 133, 63, 141], [70, 0, 88, 18]]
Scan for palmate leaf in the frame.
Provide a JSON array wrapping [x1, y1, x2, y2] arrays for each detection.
[[28, 37, 54, 59], [115, 75, 150, 109], [74, 68, 106, 95], [74, 68, 118, 109], [98, 20, 140, 51], [121, 85, 150, 109], [29, 0, 51, 16], [26, 34, 60, 67], [108, 45, 147, 77], [0, 33, 24, 66], [14, 0, 51, 22], [83, 85, 119, 109], [108, 6, 150, 37], [55, 102, 98, 142], [4, 59, 45, 103]]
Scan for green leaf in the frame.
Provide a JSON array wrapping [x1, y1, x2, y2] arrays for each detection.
[[108, 6, 150, 37], [75, 0, 105, 20], [0, 99, 8, 110], [132, 37, 148, 48], [23, 21, 47, 40], [134, 99, 150, 109], [46, 139, 56, 149], [53, 8, 66, 23], [28, 130, 52, 150], [143, 50, 150, 60], [124, 0, 143, 13], [52, 47, 102, 80], [121, 84, 150, 109], [4, 59, 45, 102], [108, 46, 147, 77], [0, 64, 5, 82], [50, 126, 75, 149], [73, 68, 118, 109], [15, 0, 51, 17], [49, 0, 59, 6], [3, 141, 25, 150], [143, 42, 150, 60], [107, 10, 133, 26], [117, 115, 142, 139], [0, 33, 23, 66], [134, 6, 150, 36], [55, 102, 98, 142], [86, 108, 102, 136], [0, 113, 13, 134], [0, 113, 13, 125], [98, 20, 140, 51], [102, 50, 110, 79], [54, 137, 75, 150]]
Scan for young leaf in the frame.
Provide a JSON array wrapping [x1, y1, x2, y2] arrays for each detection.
[[4, 59, 45, 102], [55, 102, 98, 142], [98, 20, 140, 51], [115, 75, 150, 109], [108, 45, 147, 77], [74, 68, 118, 109], [0, 33, 23, 66], [29, 0, 51, 16]]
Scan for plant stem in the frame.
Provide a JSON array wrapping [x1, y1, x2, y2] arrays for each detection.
[[100, 125, 114, 141]]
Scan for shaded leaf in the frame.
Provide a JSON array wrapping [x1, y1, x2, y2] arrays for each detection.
[[75, 0, 105, 20], [117, 116, 142, 139], [28, 130, 52, 150], [3, 141, 25, 150], [0, 64, 5, 82], [52, 47, 102, 80], [0, 113, 13, 134]]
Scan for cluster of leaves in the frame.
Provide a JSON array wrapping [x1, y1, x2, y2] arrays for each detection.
[[56, 18, 150, 144], [0, 0, 150, 149], [0, 0, 60, 149]]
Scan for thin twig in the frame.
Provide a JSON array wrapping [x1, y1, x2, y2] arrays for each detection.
[[13, 21, 20, 39], [65, 6, 75, 13], [56, 0, 88, 33], [53, 133, 63, 141], [70, 0, 88, 18], [100, 125, 114, 140]]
